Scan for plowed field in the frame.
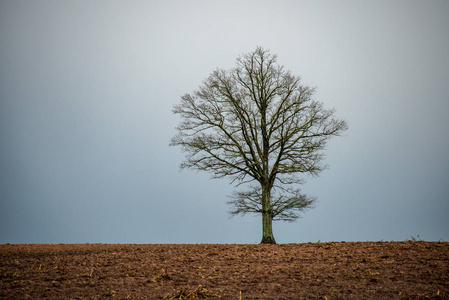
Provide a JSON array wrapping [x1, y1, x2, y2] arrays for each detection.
[[1, 242, 448, 299]]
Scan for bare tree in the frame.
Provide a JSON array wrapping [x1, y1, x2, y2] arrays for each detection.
[[170, 47, 347, 244]]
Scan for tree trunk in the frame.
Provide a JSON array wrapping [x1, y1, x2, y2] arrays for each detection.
[[260, 184, 276, 244], [261, 211, 276, 244]]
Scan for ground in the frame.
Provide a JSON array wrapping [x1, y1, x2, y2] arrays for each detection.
[[1, 241, 448, 299]]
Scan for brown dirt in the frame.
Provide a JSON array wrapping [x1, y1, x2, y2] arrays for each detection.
[[1, 242, 448, 299]]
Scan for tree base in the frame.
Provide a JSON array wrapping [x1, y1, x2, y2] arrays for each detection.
[[260, 236, 276, 244]]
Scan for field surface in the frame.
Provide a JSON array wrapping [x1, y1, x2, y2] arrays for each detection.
[[1, 242, 448, 299]]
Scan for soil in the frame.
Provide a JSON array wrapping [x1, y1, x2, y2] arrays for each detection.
[[1, 242, 448, 299]]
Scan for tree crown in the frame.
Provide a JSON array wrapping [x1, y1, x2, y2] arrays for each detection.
[[171, 47, 347, 222]]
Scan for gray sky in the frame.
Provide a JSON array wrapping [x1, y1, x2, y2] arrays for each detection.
[[1, 0, 448, 244]]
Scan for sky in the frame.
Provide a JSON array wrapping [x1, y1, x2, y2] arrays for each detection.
[[1, 0, 448, 244]]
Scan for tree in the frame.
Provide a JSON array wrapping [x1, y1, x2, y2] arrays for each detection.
[[170, 47, 347, 244]]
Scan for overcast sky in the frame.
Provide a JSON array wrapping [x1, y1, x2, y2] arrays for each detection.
[[1, 0, 448, 244]]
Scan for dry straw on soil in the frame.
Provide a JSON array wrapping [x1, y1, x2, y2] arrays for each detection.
[[167, 285, 221, 299], [154, 269, 174, 282]]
